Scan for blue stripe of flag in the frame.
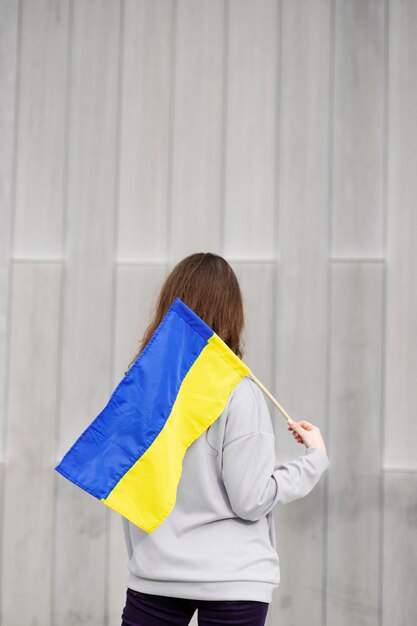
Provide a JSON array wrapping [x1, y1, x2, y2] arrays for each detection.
[[55, 298, 214, 499]]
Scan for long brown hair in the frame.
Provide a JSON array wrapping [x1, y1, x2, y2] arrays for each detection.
[[128, 252, 245, 368], [127, 252, 246, 454]]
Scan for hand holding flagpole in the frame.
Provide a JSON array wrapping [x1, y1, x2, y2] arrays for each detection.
[[248, 373, 328, 454]]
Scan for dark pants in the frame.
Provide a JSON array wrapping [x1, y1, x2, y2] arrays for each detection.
[[121, 587, 269, 626]]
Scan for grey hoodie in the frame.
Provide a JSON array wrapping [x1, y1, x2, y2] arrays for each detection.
[[121, 375, 329, 603]]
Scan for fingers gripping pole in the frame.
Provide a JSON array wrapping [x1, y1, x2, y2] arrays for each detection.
[[247, 372, 294, 425]]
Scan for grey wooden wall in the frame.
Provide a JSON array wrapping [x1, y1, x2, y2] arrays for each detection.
[[0, 1, 416, 625]]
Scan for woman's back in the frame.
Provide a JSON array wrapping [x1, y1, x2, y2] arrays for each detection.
[[121, 375, 329, 604]]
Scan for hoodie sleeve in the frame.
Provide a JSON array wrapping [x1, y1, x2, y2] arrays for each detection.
[[221, 377, 329, 522]]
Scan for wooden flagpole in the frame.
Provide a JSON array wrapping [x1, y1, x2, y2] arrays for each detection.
[[248, 372, 295, 425]]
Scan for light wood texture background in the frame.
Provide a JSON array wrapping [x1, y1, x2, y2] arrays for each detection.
[[1, 1, 416, 625]]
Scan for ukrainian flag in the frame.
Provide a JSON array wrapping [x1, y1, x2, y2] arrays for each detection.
[[55, 297, 250, 533]]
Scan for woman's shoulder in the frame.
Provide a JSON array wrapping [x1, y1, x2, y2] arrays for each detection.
[[230, 374, 258, 396], [229, 375, 266, 407], [224, 375, 274, 439]]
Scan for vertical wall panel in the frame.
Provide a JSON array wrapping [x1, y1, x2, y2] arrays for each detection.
[[170, 0, 225, 260], [223, 0, 279, 258], [117, 0, 173, 262], [384, 0, 417, 468], [331, 0, 385, 257], [231, 262, 275, 388], [54, 1, 121, 624], [272, 1, 331, 624], [382, 472, 417, 625], [0, 0, 19, 460], [107, 263, 167, 623], [329, 4, 387, 623], [327, 263, 383, 626], [13, 0, 69, 258], [1, 262, 62, 626]]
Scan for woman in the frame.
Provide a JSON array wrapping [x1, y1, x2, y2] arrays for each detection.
[[120, 252, 329, 626]]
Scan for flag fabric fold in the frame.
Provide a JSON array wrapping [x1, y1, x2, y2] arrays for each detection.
[[54, 297, 251, 533]]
